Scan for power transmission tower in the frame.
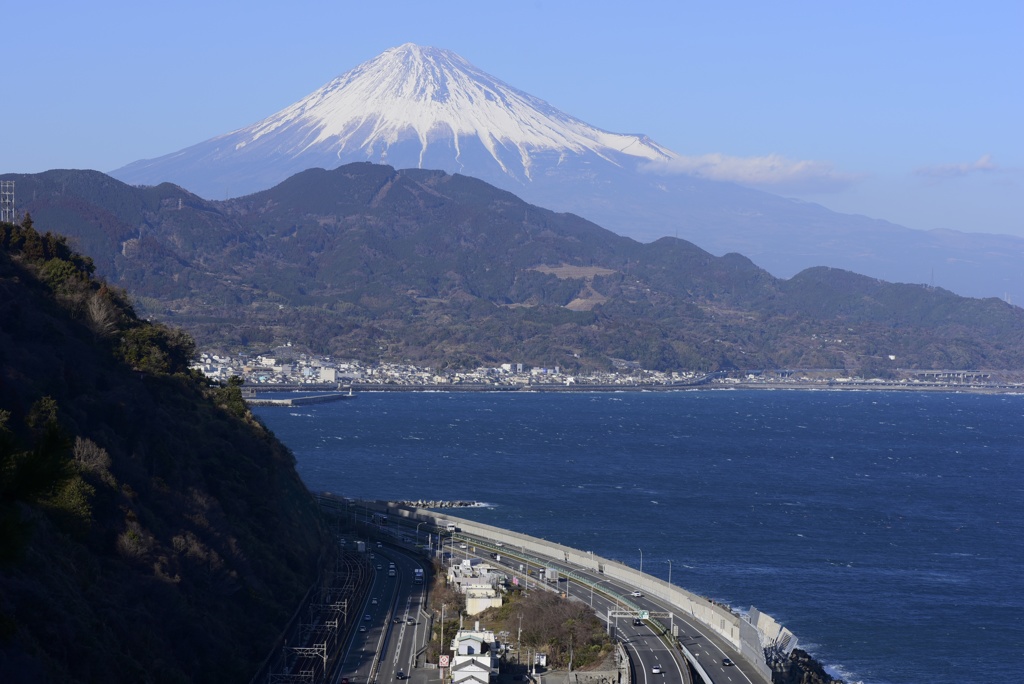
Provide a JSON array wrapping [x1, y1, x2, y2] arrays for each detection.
[[0, 181, 14, 223]]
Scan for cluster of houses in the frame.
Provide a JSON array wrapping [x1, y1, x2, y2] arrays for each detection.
[[191, 350, 704, 388], [448, 558, 505, 615], [443, 558, 515, 684]]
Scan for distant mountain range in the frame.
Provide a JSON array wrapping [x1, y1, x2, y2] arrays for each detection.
[[110, 43, 1024, 304], [8, 165, 1024, 373]]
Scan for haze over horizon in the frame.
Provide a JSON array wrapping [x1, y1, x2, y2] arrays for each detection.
[[5, 1, 1021, 239]]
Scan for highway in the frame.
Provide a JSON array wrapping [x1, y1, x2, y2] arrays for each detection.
[[446, 529, 763, 684], [331, 541, 430, 684], [319, 500, 771, 684]]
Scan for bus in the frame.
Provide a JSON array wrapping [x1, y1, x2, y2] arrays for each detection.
[[372, 512, 389, 527]]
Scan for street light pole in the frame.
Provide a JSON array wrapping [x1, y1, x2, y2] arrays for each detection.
[[591, 578, 614, 608], [416, 522, 424, 545], [441, 603, 446, 654], [666, 559, 672, 587]]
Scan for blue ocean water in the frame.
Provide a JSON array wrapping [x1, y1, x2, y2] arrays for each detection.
[[255, 390, 1024, 684]]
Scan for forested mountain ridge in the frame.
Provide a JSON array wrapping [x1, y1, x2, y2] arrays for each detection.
[[8, 165, 1024, 373], [0, 218, 325, 682]]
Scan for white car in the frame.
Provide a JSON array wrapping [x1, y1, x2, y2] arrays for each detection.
[[631, 590, 643, 597], [651, 665, 662, 674]]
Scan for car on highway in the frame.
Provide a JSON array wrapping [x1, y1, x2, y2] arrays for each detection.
[[722, 658, 734, 667], [359, 625, 367, 632], [396, 671, 406, 680], [458, 543, 468, 549], [651, 665, 662, 674], [372, 597, 378, 604], [364, 614, 371, 621], [394, 617, 404, 624], [631, 590, 643, 597], [632, 618, 643, 626], [407, 617, 415, 624], [376, 564, 382, 570]]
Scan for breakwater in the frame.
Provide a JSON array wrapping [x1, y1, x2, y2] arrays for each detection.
[[246, 392, 356, 407], [391, 499, 488, 509]]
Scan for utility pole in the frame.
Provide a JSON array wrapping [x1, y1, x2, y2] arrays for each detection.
[[517, 613, 523, 665]]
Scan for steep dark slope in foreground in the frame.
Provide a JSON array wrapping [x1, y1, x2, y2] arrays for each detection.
[[0, 219, 325, 682]]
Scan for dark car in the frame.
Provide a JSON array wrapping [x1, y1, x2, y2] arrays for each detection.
[[722, 658, 734, 667], [396, 671, 406, 680], [633, 618, 643, 626], [364, 614, 371, 621]]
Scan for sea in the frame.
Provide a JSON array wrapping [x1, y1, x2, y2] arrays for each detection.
[[254, 389, 1024, 684]]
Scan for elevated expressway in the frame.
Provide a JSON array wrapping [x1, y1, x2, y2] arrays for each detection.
[[324, 498, 785, 684]]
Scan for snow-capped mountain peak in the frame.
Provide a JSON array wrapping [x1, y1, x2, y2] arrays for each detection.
[[113, 43, 677, 197], [234, 43, 675, 179]]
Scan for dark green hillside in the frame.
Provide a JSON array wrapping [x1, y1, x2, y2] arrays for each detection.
[[0, 218, 324, 682], [7, 165, 1024, 372]]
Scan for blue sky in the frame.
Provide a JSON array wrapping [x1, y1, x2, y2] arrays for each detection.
[[6, 1, 1022, 237]]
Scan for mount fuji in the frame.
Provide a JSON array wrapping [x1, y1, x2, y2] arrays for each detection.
[[111, 44, 1024, 305]]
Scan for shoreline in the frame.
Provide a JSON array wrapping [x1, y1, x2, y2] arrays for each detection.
[[345, 381, 1024, 395]]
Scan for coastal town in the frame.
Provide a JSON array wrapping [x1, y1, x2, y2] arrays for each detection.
[[192, 348, 1024, 392]]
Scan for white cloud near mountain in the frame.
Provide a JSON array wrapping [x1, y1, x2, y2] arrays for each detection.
[[641, 153, 863, 193], [914, 154, 997, 179]]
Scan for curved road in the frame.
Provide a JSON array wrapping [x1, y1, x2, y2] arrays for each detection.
[[451, 529, 764, 684], [329, 506, 767, 684]]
